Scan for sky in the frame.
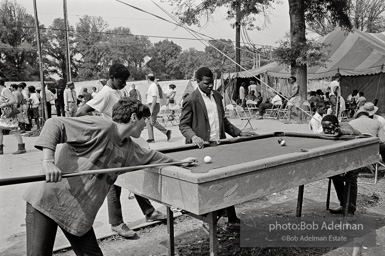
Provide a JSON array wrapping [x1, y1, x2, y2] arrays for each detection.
[[19, 0, 292, 51]]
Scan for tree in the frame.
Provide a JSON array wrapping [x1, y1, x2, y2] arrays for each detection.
[[146, 40, 182, 80], [75, 15, 109, 80], [352, 0, 385, 33], [42, 18, 76, 82], [307, 0, 385, 35], [204, 39, 235, 74], [104, 28, 153, 80], [289, 0, 351, 100], [0, 0, 39, 80], [173, 48, 207, 79], [167, 0, 352, 102]]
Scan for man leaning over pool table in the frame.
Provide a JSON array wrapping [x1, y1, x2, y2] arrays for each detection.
[[179, 66, 256, 230], [321, 114, 361, 216]]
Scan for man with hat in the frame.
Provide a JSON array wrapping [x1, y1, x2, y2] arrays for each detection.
[[64, 81, 77, 117], [352, 103, 385, 162], [321, 115, 361, 216], [362, 102, 385, 133]]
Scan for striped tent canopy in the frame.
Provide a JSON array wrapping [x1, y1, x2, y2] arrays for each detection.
[[227, 27, 385, 80]]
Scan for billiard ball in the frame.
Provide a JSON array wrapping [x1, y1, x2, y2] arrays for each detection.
[[278, 138, 283, 144], [280, 140, 286, 146], [204, 156, 212, 163]]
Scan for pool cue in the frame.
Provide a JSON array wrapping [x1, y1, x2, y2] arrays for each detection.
[[0, 160, 194, 186]]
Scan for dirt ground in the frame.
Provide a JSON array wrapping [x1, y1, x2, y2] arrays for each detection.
[[54, 169, 385, 256]]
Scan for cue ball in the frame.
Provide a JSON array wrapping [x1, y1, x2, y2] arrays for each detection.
[[204, 156, 212, 163], [280, 140, 286, 146]]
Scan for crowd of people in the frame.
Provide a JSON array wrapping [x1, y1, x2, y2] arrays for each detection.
[[1, 67, 385, 255]]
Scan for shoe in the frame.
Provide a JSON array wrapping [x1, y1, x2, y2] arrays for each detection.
[[145, 210, 167, 222], [146, 139, 155, 143], [329, 206, 343, 214], [166, 130, 172, 141], [111, 223, 137, 238], [226, 221, 241, 231], [13, 143, 26, 154]]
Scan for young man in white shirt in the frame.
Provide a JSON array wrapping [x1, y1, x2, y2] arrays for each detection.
[[309, 101, 326, 134], [76, 65, 167, 238], [146, 74, 171, 143]]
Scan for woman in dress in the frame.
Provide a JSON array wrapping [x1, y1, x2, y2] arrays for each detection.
[[0, 81, 26, 154]]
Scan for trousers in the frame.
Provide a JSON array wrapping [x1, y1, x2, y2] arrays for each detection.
[[331, 170, 359, 214], [107, 185, 155, 226], [26, 203, 103, 256], [147, 103, 168, 140]]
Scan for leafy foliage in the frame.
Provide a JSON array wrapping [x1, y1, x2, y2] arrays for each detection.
[[273, 35, 330, 68], [146, 40, 183, 80], [42, 18, 77, 82], [75, 15, 109, 80], [167, 0, 274, 29], [0, 0, 39, 80]]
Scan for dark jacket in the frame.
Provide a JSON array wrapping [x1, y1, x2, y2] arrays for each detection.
[[179, 89, 241, 143]]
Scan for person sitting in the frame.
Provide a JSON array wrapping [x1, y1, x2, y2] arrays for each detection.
[[246, 90, 257, 101], [361, 102, 385, 140], [256, 91, 282, 119], [307, 91, 318, 113], [286, 76, 301, 122], [350, 107, 385, 163], [321, 114, 361, 216], [315, 89, 325, 102], [356, 92, 366, 109], [255, 92, 263, 107]]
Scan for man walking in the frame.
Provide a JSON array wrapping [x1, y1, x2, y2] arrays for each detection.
[[146, 74, 171, 143]]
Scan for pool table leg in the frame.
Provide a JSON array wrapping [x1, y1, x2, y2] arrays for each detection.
[[208, 211, 218, 256], [326, 178, 331, 210], [343, 172, 352, 217], [167, 207, 175, 256], [296, 185, 304, 217]]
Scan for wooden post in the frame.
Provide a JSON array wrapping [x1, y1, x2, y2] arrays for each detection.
[[167, 207, 175, 256], [33, 0, 47, 121], [235, 0, 240, 72], [63, 0, 71, 83], [296, 185, 304, 217]]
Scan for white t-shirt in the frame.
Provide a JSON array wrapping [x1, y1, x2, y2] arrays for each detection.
[[271, 95, 282, 106], [146, 82, 161, 104], [309, 112, 323, 134], [86, 86, 126, 118], [248, 84, 257, 94]]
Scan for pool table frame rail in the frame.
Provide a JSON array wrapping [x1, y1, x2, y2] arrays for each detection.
[[116, 134, 380, 215]]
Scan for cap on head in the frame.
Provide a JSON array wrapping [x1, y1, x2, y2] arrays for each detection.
[[321, 115, 339, 134], [362, 102, 378, 116]]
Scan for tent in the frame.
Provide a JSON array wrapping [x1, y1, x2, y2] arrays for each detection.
[[225, 28, 385, 112]]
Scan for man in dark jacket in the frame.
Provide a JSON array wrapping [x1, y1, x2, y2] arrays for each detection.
[[179, 67, 255, 230]]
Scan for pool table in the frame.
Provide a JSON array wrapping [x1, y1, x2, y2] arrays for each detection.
[[115, 132, 381, 255]]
